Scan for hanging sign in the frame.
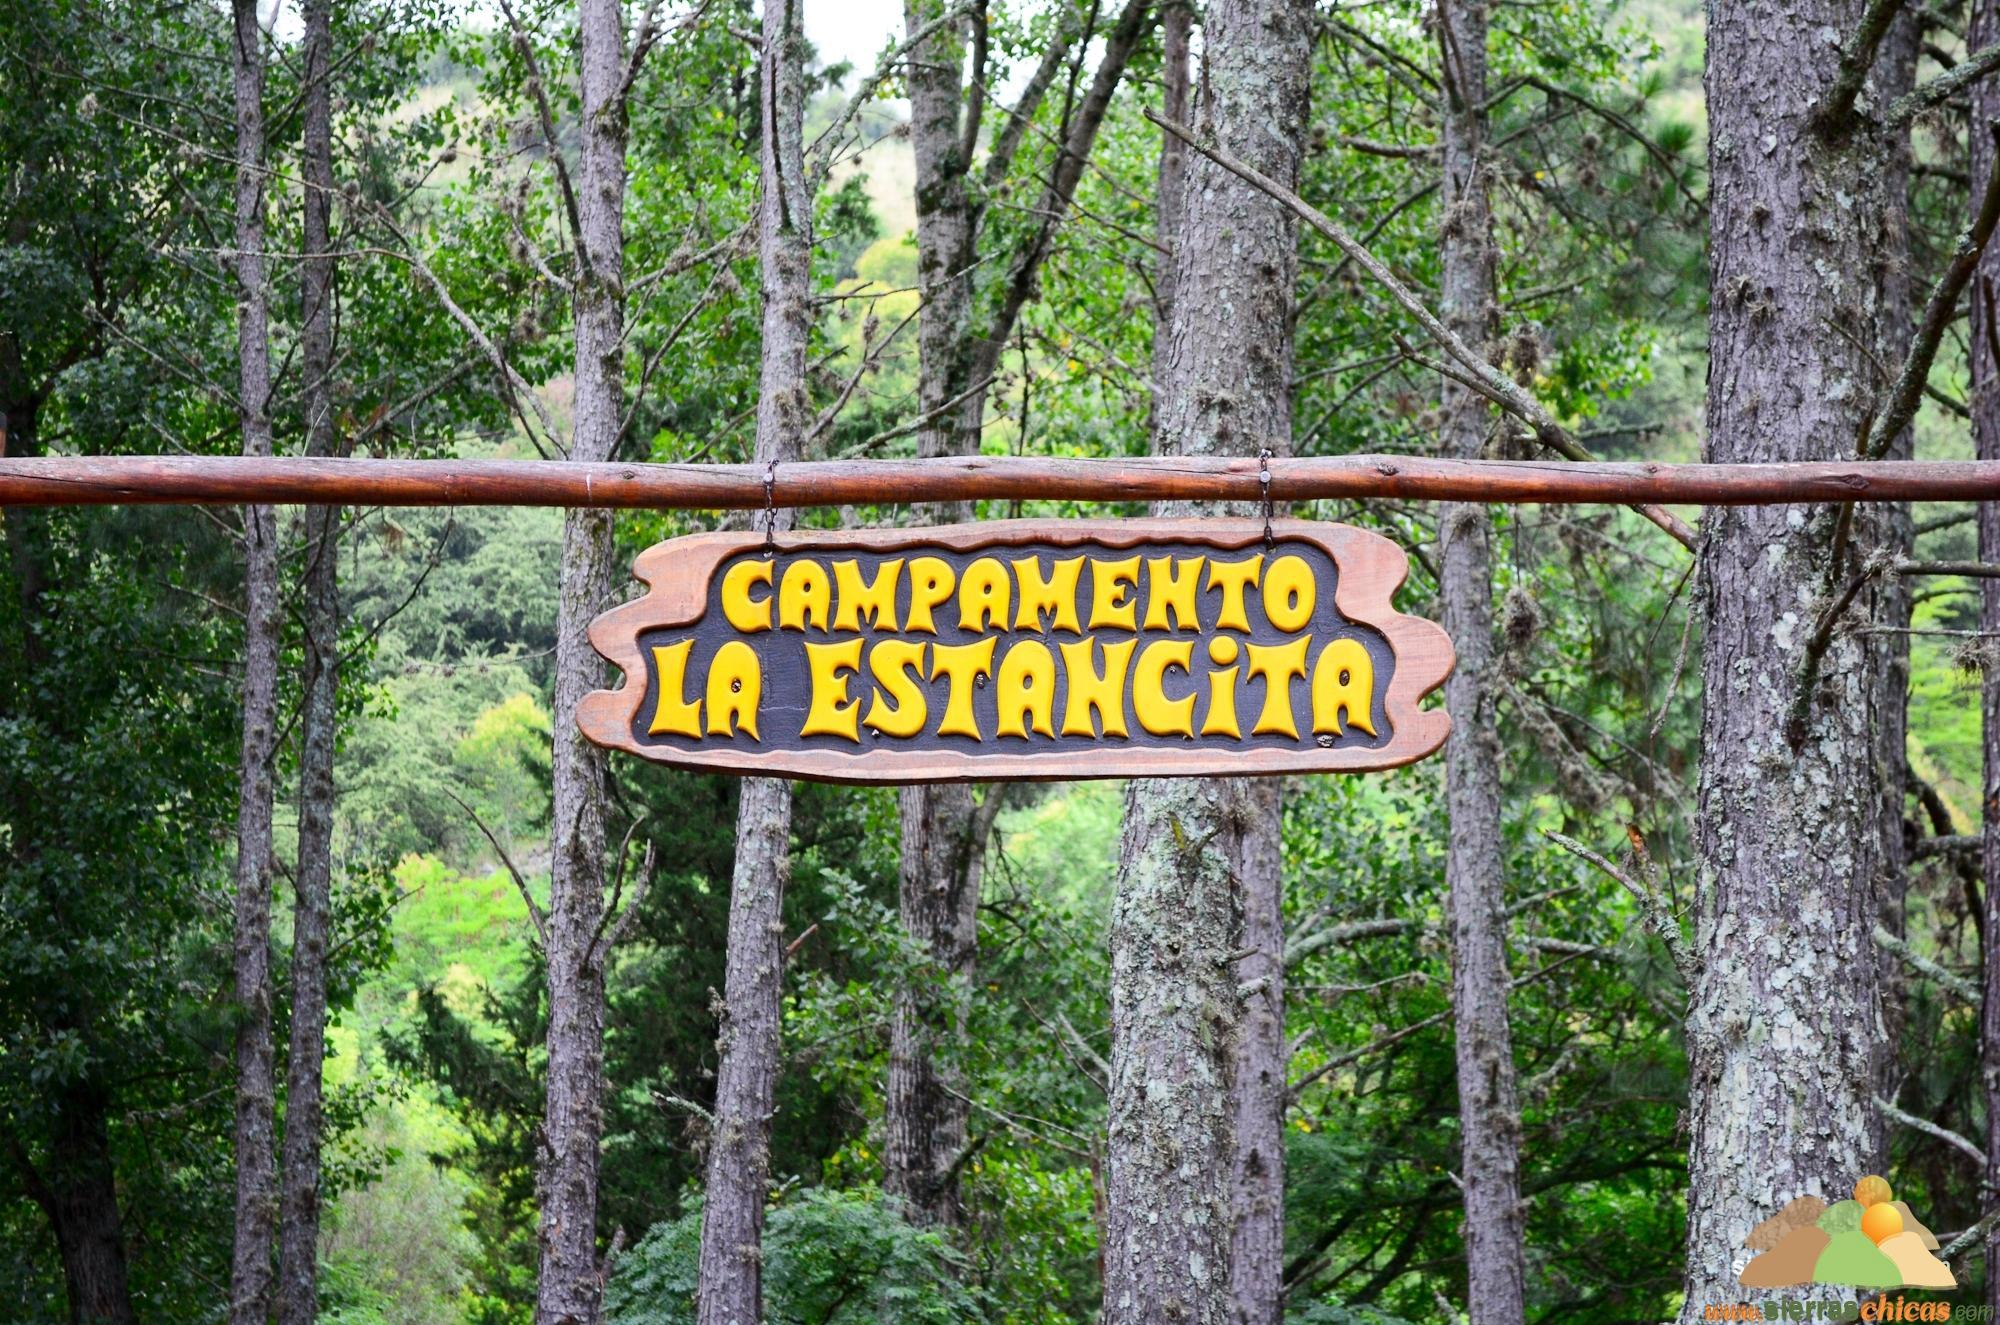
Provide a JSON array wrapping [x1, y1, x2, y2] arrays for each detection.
[[578, 520, 1452, 784]]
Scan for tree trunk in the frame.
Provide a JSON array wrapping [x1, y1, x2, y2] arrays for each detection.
[[33, 1081, 136, 1325], [886, 2, 980, 1230], [695, 0, 809, 1317], [227, 2, 281, 1322], [276, 0, 339, 1318], [536, 2, 627, 1320], [886, 0, 1152, 1230], [886, 784, 998, 1226], [1107, 3, 1312, 1323], [1973, 0, 2000, 1301], [1865, 10, 1919, 1166], [1436, 1, 1527, 1320], [1683, 0, 1888, 1312]]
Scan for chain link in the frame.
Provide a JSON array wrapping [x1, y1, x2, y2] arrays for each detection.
[[1258, 447, 1275, 552]]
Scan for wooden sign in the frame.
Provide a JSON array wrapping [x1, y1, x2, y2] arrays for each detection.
[[578, 520, 1452, 784]]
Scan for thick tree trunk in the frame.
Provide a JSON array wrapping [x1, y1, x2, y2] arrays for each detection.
[[536, 3, 627, 1321], [1683, 0, 1888, 1313], [1865, 11, 1919, 1164], [1973, 0, 2000, 1302], [1107, 3, 1313, 1323], [276, 2, 339, 1319], [227, 3, 281, 1322], [695, 0, 809, 1317], [35, 1081, 136, 1325], [1436, 2, 1527, 1321]]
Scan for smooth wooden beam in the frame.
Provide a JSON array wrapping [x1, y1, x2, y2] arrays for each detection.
[[5, 454, 2000, 510]]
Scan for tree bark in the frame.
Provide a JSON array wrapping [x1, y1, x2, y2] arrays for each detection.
[[276, 1, 339, 1319], [1866, 9, 1919, 1167], [1973, 0, 2000, 1302], [1148, 0, 1191, 430], [1683, 0, 1889, 1312], [1107, 3, 1313, 1323], [886, 784, 999, 1226], [227, 3, 281, 1322], [30, 1080, 136, 1325], [695, 0, 809, 1317], [536, 2, 627, 1321], [1435, 1, 1527, 1321], [886, 2, 982, 1230], [885, 0, 1149, 1230]]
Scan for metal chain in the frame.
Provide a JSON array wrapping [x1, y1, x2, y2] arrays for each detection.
[[1258, 446, 1275, 552], [763, 459, 778, 553]]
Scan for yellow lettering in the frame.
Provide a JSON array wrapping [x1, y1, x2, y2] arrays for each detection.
[[802, 639, 864, 741], [647, 640, 702, 737], [705, 640, 763, 740], [1207, 556, 1264, 632], [906, 557, 957, 635], [721, 560, 774, 633], [863, 640, 929, 738], [1260, 554, 1316, 632], [1133, 640, 1196, 737], [930, 638, 997, 739], [1311, 638, 1377, 737], [1245, 638, 1311, 738], [995, 640, 1057, 739], [1060, 637, 1135, 738], [1142, 556, 1205, 632], [1012, 555, 1084, 633], [957, 557, 1012, 632], [1088, 557, 1141, 631], [833, 558, 903, 632], [1202, 636, 1241, 738], [778, 559, 832, 632]]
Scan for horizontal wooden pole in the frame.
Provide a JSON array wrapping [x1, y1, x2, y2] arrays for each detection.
[[3, 454, 2000, 510]]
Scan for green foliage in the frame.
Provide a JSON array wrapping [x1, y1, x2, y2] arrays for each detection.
[[605, 1189, 981, 1325]]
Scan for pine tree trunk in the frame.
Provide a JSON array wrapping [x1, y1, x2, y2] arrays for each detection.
[[1106, 3, 1312, 1322], [227, 2, 281, 1321], [1684, 0, 1888, 1311], [536, 3, 627, 1321], [1436, 2, 1526, 1320], [1865, 11, 1919, 1163], [276, 1, 339, 1317], [695, 0, 809, 1316], [1972, 0, 2000, 1300]]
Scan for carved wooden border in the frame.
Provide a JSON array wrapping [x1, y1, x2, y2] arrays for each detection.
[[577, 518, 1453, 783]]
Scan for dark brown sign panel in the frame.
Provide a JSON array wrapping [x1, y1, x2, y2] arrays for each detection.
[[578, 520, 1452, 784]]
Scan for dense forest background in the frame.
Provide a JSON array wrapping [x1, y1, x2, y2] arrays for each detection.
[[4, 0, 1995, 1321]]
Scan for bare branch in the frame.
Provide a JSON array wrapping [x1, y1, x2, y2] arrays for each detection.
[[1872, 924, 1978, 1001], [444, 789, 547, 947], [1146, 109, 1697, 552], [1875, 1093, 1985, 1166], [1541, 829, 1697, 985], [1815, 0, 1909, 132], [806, 4, 975, 188], [1889, 42, 2000, 124], [497, 0, 587, 272], [1865, 120, 2000, 460], [981, 0, 1086, 190]]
